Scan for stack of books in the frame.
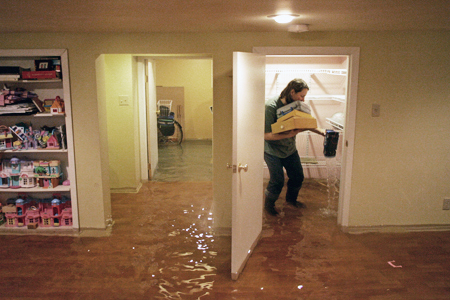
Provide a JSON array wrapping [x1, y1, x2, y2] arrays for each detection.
[[0, 66, 22, 81], [0, 86, 39, 115]]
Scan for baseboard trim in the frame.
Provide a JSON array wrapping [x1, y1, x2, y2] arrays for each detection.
[[110, 182, 143, 194], [79, 226, 112, 237], [341, 224, 450, 234]]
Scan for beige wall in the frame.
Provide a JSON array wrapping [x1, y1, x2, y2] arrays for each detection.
[[155, 59, 213, 140], [102, 54, 141, 190], [1, 31, 449, 231]]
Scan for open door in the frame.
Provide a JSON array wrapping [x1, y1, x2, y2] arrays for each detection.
[[231, 52, 266, 280]]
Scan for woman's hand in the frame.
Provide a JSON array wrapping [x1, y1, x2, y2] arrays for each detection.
[[313, 128, 326, 136], [264, 129, 305, 141]]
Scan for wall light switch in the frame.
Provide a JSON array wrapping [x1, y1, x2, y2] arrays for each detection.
[[119, 95, 129, 106], [372, 103, 380, 117]]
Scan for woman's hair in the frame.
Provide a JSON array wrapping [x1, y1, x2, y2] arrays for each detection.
[[280, 78, 309, 101]]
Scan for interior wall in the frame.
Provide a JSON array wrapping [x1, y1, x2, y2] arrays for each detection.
[[155, 59, 213, 140], [1, 31, 448, 231], [104, 54, 140, 190]]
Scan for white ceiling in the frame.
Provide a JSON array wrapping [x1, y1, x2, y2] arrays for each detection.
[[1, 0, 449, 33]]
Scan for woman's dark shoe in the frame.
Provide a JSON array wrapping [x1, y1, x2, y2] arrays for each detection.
[[265, 205, 279, 216], [286, 200, 306, 208], [264, 190, 279, 216]]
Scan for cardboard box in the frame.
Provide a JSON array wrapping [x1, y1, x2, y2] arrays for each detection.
[[271, 116, 318, 134], [278, 110, 314, 122]]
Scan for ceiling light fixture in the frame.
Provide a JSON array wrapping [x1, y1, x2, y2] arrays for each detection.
[[268, 14, 300, 24]]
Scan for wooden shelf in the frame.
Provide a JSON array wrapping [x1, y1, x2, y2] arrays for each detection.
[[0, 79, 61, 83], [0, 223, 78, 236], [0, 149, 68, 153], [33, 113, 65, 117], [0, 185, 71, 193]]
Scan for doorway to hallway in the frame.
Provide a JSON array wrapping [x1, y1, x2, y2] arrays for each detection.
[[140, 56, 213, 183]]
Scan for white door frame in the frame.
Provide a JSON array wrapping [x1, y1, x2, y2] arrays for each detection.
[[253, 47, 360, 228], [137, 57, 150, 180], [136, 54, 213, 182]]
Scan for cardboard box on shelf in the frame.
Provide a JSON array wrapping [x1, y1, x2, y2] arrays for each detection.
[[22, 71, 57, 80]]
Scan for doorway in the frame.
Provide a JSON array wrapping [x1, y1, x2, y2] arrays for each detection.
[[229, 47, 359, 280], [254, 47, 360, 229], [264, 54, 347, 203], [139, 56, 213, 182]]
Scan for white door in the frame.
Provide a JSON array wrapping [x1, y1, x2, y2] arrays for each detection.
[[231, 52, 266, 280]]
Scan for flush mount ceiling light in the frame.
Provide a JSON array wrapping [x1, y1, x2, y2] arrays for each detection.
[[268, 14, 300, 24]]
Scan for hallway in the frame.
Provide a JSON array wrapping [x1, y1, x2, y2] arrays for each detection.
[[0, 142, 449, 299]]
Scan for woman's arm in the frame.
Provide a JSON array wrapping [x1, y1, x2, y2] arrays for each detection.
[[264, 129, 305, 141]]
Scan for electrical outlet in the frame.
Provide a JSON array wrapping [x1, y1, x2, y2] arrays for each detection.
[[443, 198, 450, 210], [119, 95, 129, 106]]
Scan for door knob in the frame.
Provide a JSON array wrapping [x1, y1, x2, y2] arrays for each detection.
[[238, 163, 248, 172]]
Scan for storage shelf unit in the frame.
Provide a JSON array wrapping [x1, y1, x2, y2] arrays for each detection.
[[1, 79, 62, 84], [0, 186, 71, 193], [326, 118, 344, 131], [266, 69, 347, 75], [0, 49, 78, 233], [306, 95, 346, 103]]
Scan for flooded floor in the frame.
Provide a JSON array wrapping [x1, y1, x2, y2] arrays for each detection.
[[1, 141, 450, 299], [153, 140, 213, 182]]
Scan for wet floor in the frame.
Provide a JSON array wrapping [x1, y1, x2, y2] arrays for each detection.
[[153, 140, 212, 182], [1, 143, 450, 299]]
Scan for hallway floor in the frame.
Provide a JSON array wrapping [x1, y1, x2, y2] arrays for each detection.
[[153, 140, 213, 182], [0, 141, 449, 299]]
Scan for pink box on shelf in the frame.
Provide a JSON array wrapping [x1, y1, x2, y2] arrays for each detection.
[[22, 71, 57, 80]]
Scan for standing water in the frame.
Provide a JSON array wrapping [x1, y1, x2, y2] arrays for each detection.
[[320, 130, 340, 217], [320, 157, 339, 217]]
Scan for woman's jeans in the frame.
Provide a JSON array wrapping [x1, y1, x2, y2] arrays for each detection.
[[264, 151, 304, 203]]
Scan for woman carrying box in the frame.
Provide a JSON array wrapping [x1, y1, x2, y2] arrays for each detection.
[[264, 78, 325, 216]]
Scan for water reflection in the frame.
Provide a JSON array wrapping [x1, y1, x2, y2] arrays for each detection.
[[154, 203, 216, 299]]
